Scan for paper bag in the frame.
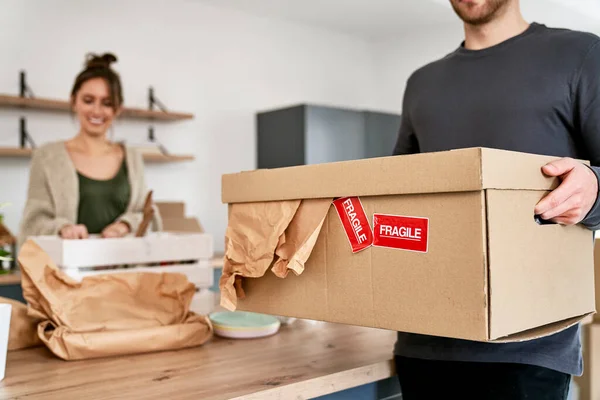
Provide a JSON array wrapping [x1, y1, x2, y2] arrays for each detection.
[[219, 198, 332, 311], [18, 240, 213, 361], [219, 200, 301, 310], [0, 297, 41, 351]]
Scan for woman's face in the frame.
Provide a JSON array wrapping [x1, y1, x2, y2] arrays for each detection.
[[72, 77, 120, 138]]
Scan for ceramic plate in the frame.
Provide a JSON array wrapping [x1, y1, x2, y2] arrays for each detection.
[[209, 311, 281, 339]]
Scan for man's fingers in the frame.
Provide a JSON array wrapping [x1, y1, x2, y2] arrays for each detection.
[[542, 158, 577, 177], [535, 177, 579, 215], [540, 194, 582, 221], [552, 214, 580, 225]]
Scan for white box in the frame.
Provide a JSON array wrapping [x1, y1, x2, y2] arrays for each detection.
[[190, 290, 218, 316], [62, 261, 214, 289], [32, 232, 213, 268], [0, 303, 11, 381]]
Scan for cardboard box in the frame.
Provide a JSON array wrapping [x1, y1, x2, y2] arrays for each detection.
[[574, 324, 600, 400], [162, 217, 205, 233], [221, 147, 596, 342], [156, 202, 185, 219], [595, 239, 600, 324]]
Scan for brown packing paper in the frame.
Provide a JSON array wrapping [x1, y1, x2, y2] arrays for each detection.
[[219, 200, 301, 310], [18, 240, 213, 361], [272, 198, 332, 278], [0, 296, 42, 351], [219, 198, 332, 310]]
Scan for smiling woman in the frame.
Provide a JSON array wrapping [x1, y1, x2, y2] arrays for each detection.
[[17, 53, 162, 249]]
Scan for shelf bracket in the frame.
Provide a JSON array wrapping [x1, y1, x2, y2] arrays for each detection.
[[19, 71, 35, 98], [147, 126, 170, 155], [148, 87, 169, 113], [20, 117, 37, 149]]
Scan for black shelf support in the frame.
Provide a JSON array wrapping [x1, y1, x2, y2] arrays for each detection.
[[19, 71, 35, 98], [148, 87, 169, 113], [147, 126, 169, 155], [20, 117, 36, 149]]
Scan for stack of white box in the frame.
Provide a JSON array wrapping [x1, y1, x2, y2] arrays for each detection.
[[32, 232, 215, 312]]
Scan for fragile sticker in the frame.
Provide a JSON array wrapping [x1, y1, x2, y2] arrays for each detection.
[[333, 197, 373, 253], [373, 213, 429, 253]]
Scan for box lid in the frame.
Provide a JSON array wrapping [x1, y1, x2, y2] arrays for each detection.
[[222, 148, 564, 203]]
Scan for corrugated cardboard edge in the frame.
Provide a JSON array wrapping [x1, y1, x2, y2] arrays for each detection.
[[489, 312, 594, 343], [222, 147, 580, 204], [480, 147, 589, 191], [222, 148, 485, 203]]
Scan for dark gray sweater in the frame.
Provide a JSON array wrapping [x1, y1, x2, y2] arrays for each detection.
[[393, 22, 600, 376]]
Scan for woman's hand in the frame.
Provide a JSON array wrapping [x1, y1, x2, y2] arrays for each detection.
[[59, 224, 89, 239], [101, 221, 130, 238]]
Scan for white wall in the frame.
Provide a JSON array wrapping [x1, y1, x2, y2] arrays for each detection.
[[371, 0, 600, 113], [0, 0, 379, 251], [371, 23, 463, 113]]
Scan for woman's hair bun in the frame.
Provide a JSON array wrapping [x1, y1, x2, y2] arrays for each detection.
[[85, 53, 118, 69]]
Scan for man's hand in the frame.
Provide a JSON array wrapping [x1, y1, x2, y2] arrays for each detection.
[[101, 221, 130, 238], [534, 158, 599, 225], [59, 224, 89, 239]]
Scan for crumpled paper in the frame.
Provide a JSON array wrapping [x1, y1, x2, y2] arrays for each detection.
[[272, 198, 332, 278], [220, 198, 332, 311], [18, 239, 213, 360]]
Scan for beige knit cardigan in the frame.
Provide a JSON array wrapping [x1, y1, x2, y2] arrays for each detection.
[[17, 141, 162, 249]]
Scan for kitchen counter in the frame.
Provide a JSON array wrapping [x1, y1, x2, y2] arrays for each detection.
[[0, 319, 396, 400]]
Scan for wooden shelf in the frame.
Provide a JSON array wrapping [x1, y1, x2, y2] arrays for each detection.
[[0, 94, 194, 121], [0, 147, 194, 163], [142, 153, 195, 163], [0, 147, 32, 157]]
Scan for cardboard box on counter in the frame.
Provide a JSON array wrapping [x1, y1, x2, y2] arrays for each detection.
[[156, 202, 186, 219], [594, 239, 600, 324], [574, 324, 600, 400], [221, 147, 596, 342], [156, 202, 205, 233]]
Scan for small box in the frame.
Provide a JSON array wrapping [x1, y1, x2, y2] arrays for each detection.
[[31, 233, 214, 289], [0, 304, 10, 381], [156, 202, 186, 219], [574, 324, 600, 400], [221, 147, 596, 342], [162, 217, 205, 233], [594, 239, 600, 323], [32, 232, 213, 269]]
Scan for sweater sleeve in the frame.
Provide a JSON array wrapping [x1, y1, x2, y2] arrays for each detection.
[[18, 150, 72, 247], [574, 40, 600, 230]]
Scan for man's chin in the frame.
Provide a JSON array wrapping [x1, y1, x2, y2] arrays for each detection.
[[457, 14, 496, 25], [450, 0, 508, 25]]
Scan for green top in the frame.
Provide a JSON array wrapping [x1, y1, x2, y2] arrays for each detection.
[[77, 160, 131, 234]]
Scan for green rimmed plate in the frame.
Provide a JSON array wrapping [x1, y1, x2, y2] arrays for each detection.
[[209, 311, 281, 339]]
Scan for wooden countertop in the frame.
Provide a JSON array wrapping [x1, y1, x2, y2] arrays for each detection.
[[0, 320, 396, 400], [0, 272, 20, 286]]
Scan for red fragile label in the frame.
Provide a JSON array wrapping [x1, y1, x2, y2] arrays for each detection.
[[333, 197, 373, 253], [373, 213, 429, 253]]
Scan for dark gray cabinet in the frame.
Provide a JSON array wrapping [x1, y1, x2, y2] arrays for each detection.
[[257, 104, 401, 169]]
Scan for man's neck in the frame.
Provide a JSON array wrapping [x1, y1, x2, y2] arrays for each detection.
[[463, 10, 529, 50]]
